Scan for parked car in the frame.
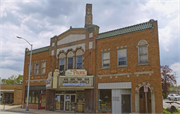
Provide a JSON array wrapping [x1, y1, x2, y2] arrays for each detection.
[[167, 94, 180, 101]]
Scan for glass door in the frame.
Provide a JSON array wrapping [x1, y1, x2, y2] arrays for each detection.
[[60, 95, 64, 110], [71, 95, 76, 111], [55, 95, 60, 110], [40, 94, 46, 109], [65, 95, 71, 111]]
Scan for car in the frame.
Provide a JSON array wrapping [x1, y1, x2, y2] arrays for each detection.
[[167, 94, 180, 101]]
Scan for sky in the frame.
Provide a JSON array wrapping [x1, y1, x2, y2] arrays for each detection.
[[0, 0, 180, 84]]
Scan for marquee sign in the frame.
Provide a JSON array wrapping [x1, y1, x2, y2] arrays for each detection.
[[65, 69, 87, 76], [63, 84, 86, 86]]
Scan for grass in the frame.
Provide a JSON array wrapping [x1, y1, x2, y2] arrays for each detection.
[[163, 108, 180, 113]]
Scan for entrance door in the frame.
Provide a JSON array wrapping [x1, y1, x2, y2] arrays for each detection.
[[65, 95, 71, 111], [56, 94, 76, 111], [40, 94, 46, 109], [139, 92, 145, 113], [122, 95, 131, 113], [60, 95, 64, 110]]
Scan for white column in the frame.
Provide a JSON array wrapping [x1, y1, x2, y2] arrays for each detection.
[[135, 92, 139, 113], [151, 92, 155, 113]]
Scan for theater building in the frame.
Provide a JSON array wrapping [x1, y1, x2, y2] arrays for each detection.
[[22, 4, 163, 113]]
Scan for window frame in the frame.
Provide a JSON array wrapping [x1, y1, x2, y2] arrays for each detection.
[[28, 64, 32, 76], [102, 51, 110, 68], [98, 89, 112, 111], [67, 57, 74, 69], [117, 48, 127, 67], [34, 63, 39, 75], [138, 45, 149, 64], [76, 56, 83, 69], [24, 90, 40, 104], [41, 61, 46, 75], [59, 58, 65, 73]]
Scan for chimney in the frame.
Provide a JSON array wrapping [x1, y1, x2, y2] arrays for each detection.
[[85, 4, 92, 28]]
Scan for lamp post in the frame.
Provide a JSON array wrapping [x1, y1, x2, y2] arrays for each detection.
[[17, 36, 32, 111]]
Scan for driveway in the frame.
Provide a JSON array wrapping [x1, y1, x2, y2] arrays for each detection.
[[163, 99, 180, 109]]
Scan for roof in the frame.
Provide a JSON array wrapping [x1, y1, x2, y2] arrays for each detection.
[[26, 46, 50, 55], [96, 21, 154, 40], [57, 27, 86, 37]]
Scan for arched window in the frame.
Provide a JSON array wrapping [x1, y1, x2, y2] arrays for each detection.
[[76, 49, 84, 69], [59, 53, 66, 73], [138, 40, 149, 64], [67, 51, 75, 69]]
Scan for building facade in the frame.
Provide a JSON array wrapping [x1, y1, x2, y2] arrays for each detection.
[[0, 84, 22, 105], [22, 4, 163, 113]]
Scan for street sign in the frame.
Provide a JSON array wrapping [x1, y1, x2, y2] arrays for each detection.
[[144, 86, 148, 92]]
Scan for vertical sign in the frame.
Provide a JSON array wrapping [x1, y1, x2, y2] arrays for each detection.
[[144, 86, 148, 92]]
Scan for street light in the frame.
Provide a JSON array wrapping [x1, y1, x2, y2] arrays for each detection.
[[17, 36, 32, 111]]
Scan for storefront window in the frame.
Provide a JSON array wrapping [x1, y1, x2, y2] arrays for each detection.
[[32, 91, 35, 103], [99, 89, 112, 111], [24, 90, 40, 104], [29, 90, 32, 103]]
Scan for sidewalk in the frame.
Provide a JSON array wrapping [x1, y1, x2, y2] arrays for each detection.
[[0, 105, 87, 114]]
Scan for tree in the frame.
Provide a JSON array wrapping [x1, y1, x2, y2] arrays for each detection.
[[1, 74, 23, 84], [161, 65, 176, 98]]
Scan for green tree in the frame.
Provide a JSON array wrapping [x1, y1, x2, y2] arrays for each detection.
[[1, 74, 23, 84], [161, 65, 176, 98]]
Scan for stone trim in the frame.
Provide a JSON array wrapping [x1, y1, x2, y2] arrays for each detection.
[[135, 82, 155, 113], [25, 79, 46, 83], [98, 73, 132, 79], [134, 71, 153, 77]]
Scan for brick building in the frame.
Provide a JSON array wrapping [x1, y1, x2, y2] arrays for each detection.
[[0, 84, 22, 105], [21, 4, 163, 113]]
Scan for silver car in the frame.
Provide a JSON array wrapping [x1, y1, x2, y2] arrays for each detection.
[[167, 94, 180, 101]]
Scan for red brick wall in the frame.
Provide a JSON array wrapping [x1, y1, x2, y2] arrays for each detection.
[[95, 21, 162, 113], [24, 103, 38, 109], [22, 50, 50, 106]]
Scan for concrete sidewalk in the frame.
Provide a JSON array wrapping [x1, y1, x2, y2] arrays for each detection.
[[0, 105, 87, 114]]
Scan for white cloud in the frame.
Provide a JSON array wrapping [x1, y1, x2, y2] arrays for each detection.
[[0, 0, 179, 84], [0, 68, 23, 79], [170, 62, 180, 85]]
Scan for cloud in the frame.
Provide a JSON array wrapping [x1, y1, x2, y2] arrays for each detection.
[[0, 0, 179, 83], [170, 62, 180, 85], [0, 68, 23, 79]]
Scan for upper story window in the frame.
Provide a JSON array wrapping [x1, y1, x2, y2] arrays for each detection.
[[68, 57, 73, 69], [76, 56, 83, 69], [28, 64, 32, 76], [59, 59, 65, 73], [67, 51, 74, 69], [34, 63, 39, 75], [41, 61, 46, 75], [117, 49, 127, 66], [76, 49, 84, 69], [138, 40, 149, 64], [102, 52, 110, 67], [59, 53, 66, 73]]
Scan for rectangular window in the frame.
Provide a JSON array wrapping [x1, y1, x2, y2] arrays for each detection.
[[118, 49, 127, 66], [139, 46, 148, 63], [68, 57, 73, 69], [29, 90, 32, 103], [41, 62, 46, 74], [98, 89, 112, 111], [28, 64, 32, 76], [24, 90, 40, 104], [34, 63, 39, 75], [32, 91, 35, 103], [59, 59, 65, 73], [102, 52, 110, 67], [76, 56, 83, 69]]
